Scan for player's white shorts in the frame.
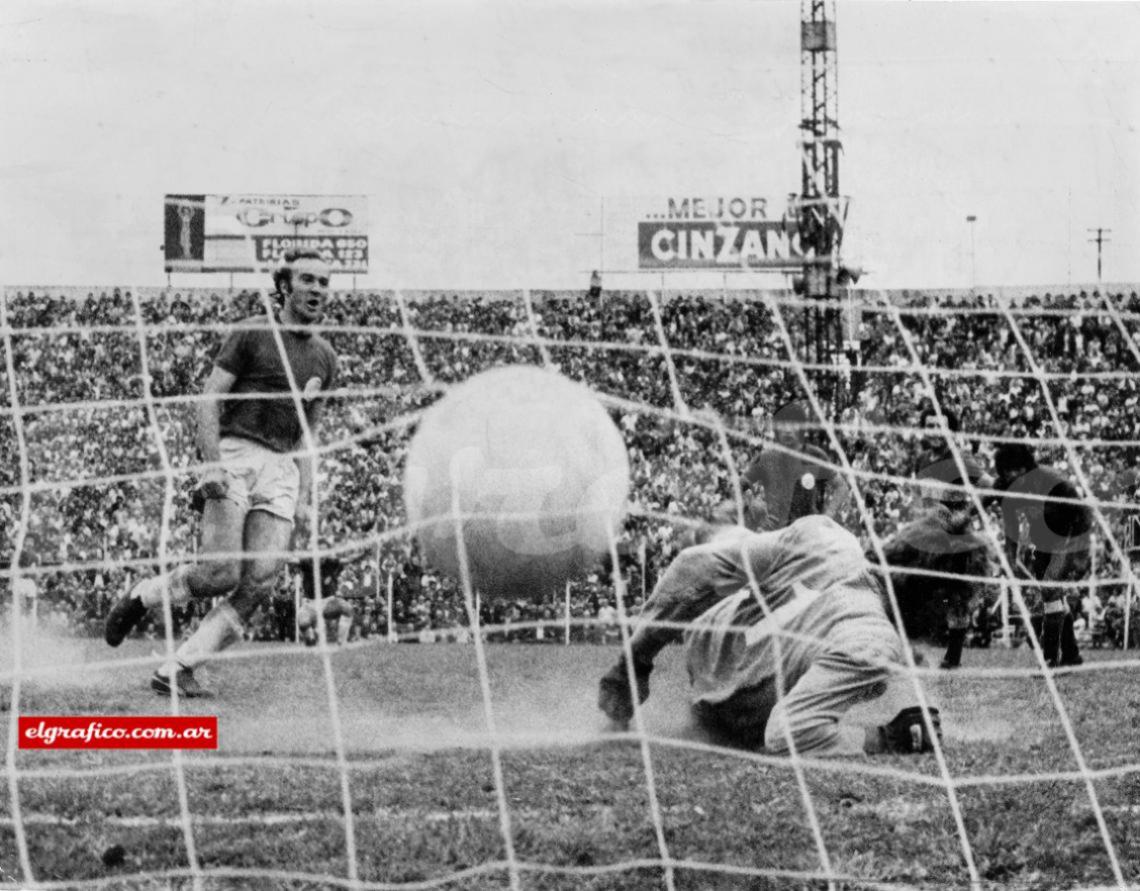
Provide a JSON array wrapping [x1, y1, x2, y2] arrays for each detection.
[[214, 436, 299, 521]]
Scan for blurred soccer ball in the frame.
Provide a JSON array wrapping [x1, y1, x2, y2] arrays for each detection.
[[403, 365, 630, 602]]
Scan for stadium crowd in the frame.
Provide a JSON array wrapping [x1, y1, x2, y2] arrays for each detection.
[[3, 285, 1140, 645]]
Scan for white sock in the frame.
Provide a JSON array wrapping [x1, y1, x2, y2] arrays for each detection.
[[170, 601, 243, 672], [337, 615, 353, 645], [135, 567, 191, 609]]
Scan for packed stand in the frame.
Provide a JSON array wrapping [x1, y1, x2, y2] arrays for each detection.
[[2, 284, 1139, 644]]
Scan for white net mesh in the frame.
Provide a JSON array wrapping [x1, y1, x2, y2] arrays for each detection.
[[2, 279, 1140, 889]]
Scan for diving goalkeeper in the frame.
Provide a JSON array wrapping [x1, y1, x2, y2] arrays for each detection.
[[598, 507, 943, 756]]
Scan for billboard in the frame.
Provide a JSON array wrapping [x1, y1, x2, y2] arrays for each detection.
[[164, 194, 369, 274], [636, 196, 807, 270]]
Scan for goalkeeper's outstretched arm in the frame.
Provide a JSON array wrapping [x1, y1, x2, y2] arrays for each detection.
[[599, 527, 780, 724]]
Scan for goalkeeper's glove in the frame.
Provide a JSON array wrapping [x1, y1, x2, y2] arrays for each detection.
[[598, 654, 653, 729], [878, 706, 942, 754]]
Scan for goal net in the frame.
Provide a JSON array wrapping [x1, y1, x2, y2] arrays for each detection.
[[2, 276, 1139, 889]]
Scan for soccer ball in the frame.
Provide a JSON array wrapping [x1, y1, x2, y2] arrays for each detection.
[[403, 365, 630, 602]]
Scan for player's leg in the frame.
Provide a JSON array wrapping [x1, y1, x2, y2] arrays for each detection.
[[168, 509, 293, 671], [763, 620, 938, 757], [153, 446, 297, 695], [106, 495, 246, 647], [146, 499, 251, 696], [690, 679, 779, 749], [941, 603, 969, 669], [1057, 554, 1088, 667], [323, 597, 355, 645], [297, 599, 320, 646]]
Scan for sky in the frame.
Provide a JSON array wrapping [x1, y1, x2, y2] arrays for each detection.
[[1, 0, 1138, 292]]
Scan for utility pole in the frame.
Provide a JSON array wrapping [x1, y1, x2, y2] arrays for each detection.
[[1088, 227, 1111, 283], [966, 215, 977, 289]]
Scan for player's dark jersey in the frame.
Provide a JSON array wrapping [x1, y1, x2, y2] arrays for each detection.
[[998, 464, 1092, 571], [296, 556, 346, 601], [214, 314, 338, 454], [914, 446, 989, 507], [742, 444, 835, 532], [872, 506, 990, 639]]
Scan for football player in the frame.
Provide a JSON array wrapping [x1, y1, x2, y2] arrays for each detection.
[[994, 443, 1092, 668], [598, 511, 942, 757], [740, 400, 844, 531], [104, 250, 339, 697]]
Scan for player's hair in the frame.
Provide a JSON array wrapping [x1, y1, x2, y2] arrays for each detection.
[[994, 442, 1037, 476], [273, 249, 325, 295], [919, 406, 960, 433], [772, 399, 811, 425]]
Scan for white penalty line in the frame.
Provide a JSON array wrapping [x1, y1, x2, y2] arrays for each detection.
[[1, 808, 499, 828], [5, 802, 1140, 830]]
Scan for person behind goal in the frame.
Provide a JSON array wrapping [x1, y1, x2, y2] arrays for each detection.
[[994, 443, 1092, 669], [293, 546, 371, 646], [876, 406, 994, 671], [739, 400, 845, 531], [104, 250, 339, 697]]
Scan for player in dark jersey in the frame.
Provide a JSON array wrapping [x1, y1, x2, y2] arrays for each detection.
[[740, 400, 842, 531], [884, 407, 994, 669], [912, 408, 991, 511], [994, 443, 1092, 668], [873, 504, 992, 670], [105, 250, 339, 696]]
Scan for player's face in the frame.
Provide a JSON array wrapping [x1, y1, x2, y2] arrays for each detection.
[[922, 416, 944, 450], [773, 421, 803, 449], [284, 258, 331, 324]]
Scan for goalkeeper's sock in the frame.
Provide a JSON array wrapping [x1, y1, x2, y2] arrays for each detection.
[[336, 615, 353, 645], [135, 567, 191, 609], [170, 601, 243, 671]]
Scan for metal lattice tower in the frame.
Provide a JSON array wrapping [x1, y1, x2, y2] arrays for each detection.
[[799, 0, 844, 271], [795, 0, 850, 419]]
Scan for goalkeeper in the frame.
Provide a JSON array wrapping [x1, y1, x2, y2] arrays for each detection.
[[598, 507, 942, 757], [104, 251, 338, 697]]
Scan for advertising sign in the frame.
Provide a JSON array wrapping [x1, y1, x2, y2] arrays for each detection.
[[636, 196, 806, 270], [164, 194, 369, 274]]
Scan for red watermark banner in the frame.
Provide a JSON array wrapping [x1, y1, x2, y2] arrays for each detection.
[[18, 716, 218, 750]]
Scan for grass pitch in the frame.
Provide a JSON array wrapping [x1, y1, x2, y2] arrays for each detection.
[[2, 634, 1139, 890]]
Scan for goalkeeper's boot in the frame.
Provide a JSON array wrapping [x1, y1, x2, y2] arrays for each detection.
[[151, 666, 210, 699], [104, 589, 149, 647], [879, 706, 941, 754]]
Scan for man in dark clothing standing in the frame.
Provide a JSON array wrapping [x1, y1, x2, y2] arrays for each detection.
[[994, 443, 1092, 668]]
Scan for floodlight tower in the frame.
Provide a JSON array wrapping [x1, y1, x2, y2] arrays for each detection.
[[795, 0, 850, 418]]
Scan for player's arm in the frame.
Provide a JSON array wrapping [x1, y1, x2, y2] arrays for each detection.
[[1041, 487, 1092, 585], [296, 359, 337, 528], [196, 366, 237, 499], [294, 398, 325, 526], [599, 528, 779, 725], [998, 496, 1023, 577]]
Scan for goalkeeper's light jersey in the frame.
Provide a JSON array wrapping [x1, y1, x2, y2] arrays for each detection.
[[682, 516, 893, 706]]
